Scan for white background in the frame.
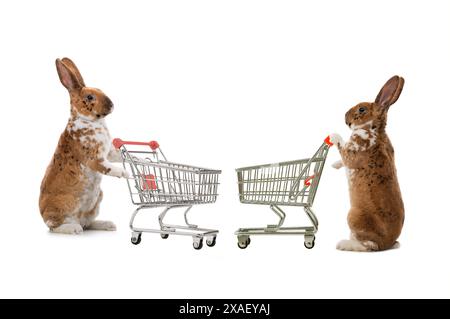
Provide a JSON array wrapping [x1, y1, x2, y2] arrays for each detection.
[[0, 0, 449, 299]]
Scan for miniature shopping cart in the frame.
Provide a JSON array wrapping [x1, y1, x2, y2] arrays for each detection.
[[113, 138, 221, 250], [234, 136, 334, 249]]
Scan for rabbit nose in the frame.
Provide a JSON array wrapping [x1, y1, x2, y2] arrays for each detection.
[[105, 97, 114, 109]]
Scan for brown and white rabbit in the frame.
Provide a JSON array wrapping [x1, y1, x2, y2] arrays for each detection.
[[39, 57, 128, 234], [330, 75, 405, 251]]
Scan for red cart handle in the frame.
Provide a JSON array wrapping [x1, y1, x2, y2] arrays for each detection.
[[304, 175, 315, 186], [324, 135, 334, 146], [113, 138, 159, 151]]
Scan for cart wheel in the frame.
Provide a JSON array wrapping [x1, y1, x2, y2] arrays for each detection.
[[206, 236, 217, 247], [160, 233, 169, 239], [237, 236, 250, 249], [237, 241, 248, 249], [193, 238, 203, 250], [131, 233, 142, 245], [304, 236, 315, 249]]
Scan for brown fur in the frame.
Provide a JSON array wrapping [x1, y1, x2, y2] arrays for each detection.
[[334, 76, 405, 251], [39, 58, 125, 232]]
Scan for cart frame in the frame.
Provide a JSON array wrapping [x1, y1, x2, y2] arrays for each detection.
[[234, 137, 333, 249], [113, 138, 221, 250]]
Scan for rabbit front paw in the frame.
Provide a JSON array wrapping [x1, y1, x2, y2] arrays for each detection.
[[332, 160, 344, 169], [330, 133, 344, 147], [108, 166, 129, 178]]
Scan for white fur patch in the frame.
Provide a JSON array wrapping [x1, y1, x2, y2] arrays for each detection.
[[336, 239, 369, 251], [346, 141, 358, 151], [352, 128, 369, 139], [70, 109, 95, 122], [69, 114, 105, 132], [350, 121, 367, 130], [69, 117, 112, 160], [88, 220, 116, 231], [348, 120, 377, 151], [51, 223, 83, 235], [337, 237, 379, 251]]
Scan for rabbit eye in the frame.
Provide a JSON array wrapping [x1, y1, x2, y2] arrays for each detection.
[[358, 107, 366, 113], [86, 94, 95, 101]]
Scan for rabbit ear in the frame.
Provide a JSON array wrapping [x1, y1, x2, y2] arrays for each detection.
[[375, 75, 404, 109], [55, 58, 83, 91], [61, 57, 85, 87]]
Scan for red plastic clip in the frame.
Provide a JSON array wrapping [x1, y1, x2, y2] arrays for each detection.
[[304, 175, 315, 187], [324, 135, 333, 146]]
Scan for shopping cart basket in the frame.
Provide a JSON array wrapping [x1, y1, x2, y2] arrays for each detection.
[[113, 138, 221, 250], [234, 136, 334, 249]]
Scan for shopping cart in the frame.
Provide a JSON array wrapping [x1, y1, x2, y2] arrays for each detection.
[[113, 138, 221, 250], [234, 136, 334, 249]]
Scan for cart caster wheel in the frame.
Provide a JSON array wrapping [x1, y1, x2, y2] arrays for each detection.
[[193, 238, 203, 250], [160, 233, 169, 239], [131, 233, 142, 245], [237, 236, 250, 249], [304, 236, 315, 249], [238, 241, 248, 249], [206, 236, 217, 247]]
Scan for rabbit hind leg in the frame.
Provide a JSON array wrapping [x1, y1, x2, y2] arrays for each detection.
[[83, 191, 116, 231], [337, 207, 380, 252], [41, 195, 83, 234], [51, 223, 83, 234]]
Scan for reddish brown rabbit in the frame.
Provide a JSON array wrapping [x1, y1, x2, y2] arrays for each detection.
[[330, 76, 405, 251], [39, 58, 128, 234]]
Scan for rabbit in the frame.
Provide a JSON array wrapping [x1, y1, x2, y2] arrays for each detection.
[[39, 57, 128, 234], [330, 75, 405, 251]]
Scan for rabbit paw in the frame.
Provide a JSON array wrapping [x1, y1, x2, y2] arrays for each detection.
[[330, 133, 344, 147], [336, 239, 368, 251], [332, 160, 344, 169], [87, 220, 116, 231], [109, 166, 129, 178], [51, 223, 83, 235]]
